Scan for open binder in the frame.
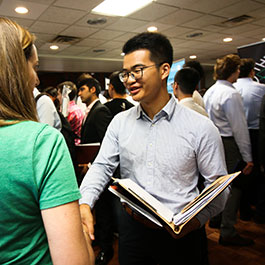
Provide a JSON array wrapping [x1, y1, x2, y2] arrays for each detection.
[[108, 172, 240, 235]]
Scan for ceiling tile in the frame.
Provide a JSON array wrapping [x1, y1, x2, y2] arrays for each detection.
[[219, 23, 261, 35], [160, 26, 195, 38], [22, 0, 54, 4], [29, 21, 68, 34], [128, 2, 178, 21], [75, 38, 107, 47], [212, 0, 264, 18], [97, 41, 123, 50], [106, 18, 145, 32], [6, 16, 34, 28], [158, 0, 239, 13], [56, 46, 91, 56], [53, 0, 102, 11], [38, 6, 87, 24], [181, 15, 225, 29], [253, 17, 265, 26], [34, 32, 57, 42], [60, 25, 99, 38], [157, 9, 203, 25], [88, 29, 124, 40], [114, 32, 138, 42], [0, 0, 49, 19]]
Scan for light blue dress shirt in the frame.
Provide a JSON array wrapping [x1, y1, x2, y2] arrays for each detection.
[[80, 96, 229, 225], [234, 77, 265, 129], [204, 80, 252, 163]]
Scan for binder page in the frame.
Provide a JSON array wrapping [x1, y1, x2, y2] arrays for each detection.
[[108, 186, 162, 227], [117, 178, 174, 223]]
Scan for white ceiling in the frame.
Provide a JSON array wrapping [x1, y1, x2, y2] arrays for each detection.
[[1, 0, 265, 72]]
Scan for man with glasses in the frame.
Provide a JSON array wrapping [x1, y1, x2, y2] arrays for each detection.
[[79, 32, 229, 265]]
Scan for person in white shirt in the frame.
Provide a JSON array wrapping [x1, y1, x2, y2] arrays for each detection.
[[204, 54, 254, 246], [33, 87, 62, 131], [173, 67, 208, 117], [234, 58, 265, 223]]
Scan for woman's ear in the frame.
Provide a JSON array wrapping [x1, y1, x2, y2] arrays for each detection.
[[160, 63, 171, 81]]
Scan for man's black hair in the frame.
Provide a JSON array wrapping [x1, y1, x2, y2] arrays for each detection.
[[77, 78, 101, 96], [239, 58, 255, 78], [122, 32, 173, 66], [174, 68, 200, 95], [183, 60, 204, 79], [109, 71, 126, 95]]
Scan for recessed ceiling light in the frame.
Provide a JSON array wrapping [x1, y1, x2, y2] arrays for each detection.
[[223, 37, 233, 42], [92, 0, 153, 17], [15, 6, 28, 14], [121, 52, 125, 56], [189, 55, 197, 59], [50, 45, 59, 50], [147, 26, 157, 32], [262, 38, 265, 41]]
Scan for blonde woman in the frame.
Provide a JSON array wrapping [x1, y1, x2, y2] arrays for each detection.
[[0, 18, 94, 264]]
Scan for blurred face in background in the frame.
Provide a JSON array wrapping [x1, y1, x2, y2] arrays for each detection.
[[27, 44, 40, 91]]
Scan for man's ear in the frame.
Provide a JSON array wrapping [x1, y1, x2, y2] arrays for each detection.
[[89, 86, 96, 94], [173, 82, 179, 98], [160, 63, 171, 81]]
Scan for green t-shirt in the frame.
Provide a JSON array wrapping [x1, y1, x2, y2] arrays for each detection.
[[0, 121, 81, 264]]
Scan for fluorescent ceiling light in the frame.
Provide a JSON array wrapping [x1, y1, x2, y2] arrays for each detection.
[[15, 6, 28, 14], [223, 37, 233, 42], [92, 0, 153, 17], [189, 55, 197, 59]]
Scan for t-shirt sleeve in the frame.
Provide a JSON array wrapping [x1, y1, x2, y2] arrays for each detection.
[[32, 125, 80, 210]]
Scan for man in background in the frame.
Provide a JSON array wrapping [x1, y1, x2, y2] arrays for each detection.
[[105, 71, 134, 117], [173, 67, 208, 117], [204, 54, 254, 246], [33, 87, 61, 130], [234, 58, 265, 223], [77, 77, 113, 265]]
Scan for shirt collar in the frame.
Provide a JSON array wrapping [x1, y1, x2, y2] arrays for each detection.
[[86, 98, 99, 113], [216, 80, 235, 88], [179, 97, 193, 104], [136, 94, 176, 121]]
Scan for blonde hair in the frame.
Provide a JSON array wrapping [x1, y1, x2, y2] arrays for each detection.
[[0, 17, 38, 126]]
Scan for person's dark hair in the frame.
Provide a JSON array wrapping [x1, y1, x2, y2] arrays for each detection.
[[122, 32, 173, 67], [109, 71, 127, 95], [77, 78, 101, 96], [57, 81, 77, 101], [214, 54, 241, 80], [43, 86, 58, 98], [174, 68, 200, 94], [183, 60, 204, 79], [239, 58, 255, 78]]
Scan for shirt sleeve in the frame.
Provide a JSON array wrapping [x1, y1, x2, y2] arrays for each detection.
[[32, 126, 80, 210], [79, 117, 120, 208], [195, 120, 230, 225], [223, 92, 252, 162]]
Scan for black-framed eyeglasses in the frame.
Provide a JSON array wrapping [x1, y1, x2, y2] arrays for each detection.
[[119, 64, 161, 83]]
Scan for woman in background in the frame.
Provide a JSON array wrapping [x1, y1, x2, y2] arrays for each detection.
[[0, 17, 94, 265]]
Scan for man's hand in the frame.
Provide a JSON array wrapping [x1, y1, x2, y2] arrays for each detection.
[[80, 204, 95, 241], [166, 217, 201, 239], [242, 161, 254, 175]]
